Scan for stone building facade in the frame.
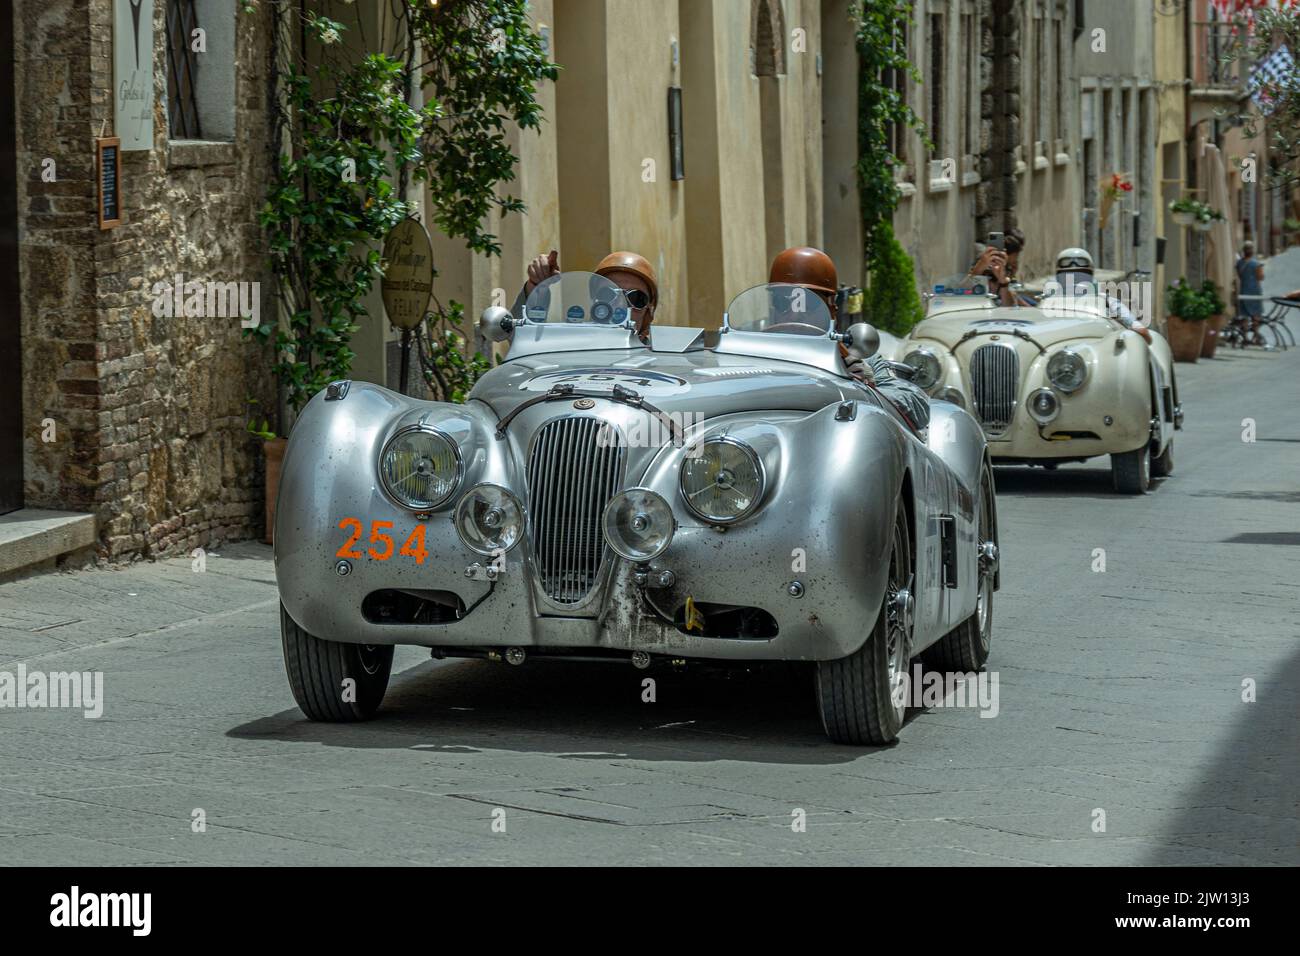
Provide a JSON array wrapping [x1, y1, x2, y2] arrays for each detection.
[[823, 0, 1086, 291], [7, 0, 275, 565]]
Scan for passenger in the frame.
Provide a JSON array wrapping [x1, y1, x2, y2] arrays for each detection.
[[769, 246, 931, 431], [967, 227, 1027, 305], [520, 249, 658, 342]]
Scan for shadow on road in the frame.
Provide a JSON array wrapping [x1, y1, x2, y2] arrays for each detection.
[[227, 657, 915, 765], [993, 464, 1170, 499], [1143, 644, 1300, 865]]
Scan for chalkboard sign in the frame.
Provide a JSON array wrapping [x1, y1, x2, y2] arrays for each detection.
[[97, 137, 122, 229]]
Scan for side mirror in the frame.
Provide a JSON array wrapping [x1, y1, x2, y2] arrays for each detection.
[[479, 306, 515, 343], [842, 322, 881, 360]]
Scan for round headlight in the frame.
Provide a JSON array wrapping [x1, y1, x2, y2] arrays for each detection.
[[680, 439, 764, 524], [1046, 349, 1087, 393], [602, 489, 675, 562], [379, 426, 461, 510], [902, 348, 942, 390], [455, 484, 523, 555], [1028, 388, 1060, 423]]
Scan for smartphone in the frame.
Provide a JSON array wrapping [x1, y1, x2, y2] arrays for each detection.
[[988, 232, 1005, 252]]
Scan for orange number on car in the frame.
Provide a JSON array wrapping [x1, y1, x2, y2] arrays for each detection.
[[336, 518, 363, 559], [399, 525, 429, 564], [368, 520, 395, 560]]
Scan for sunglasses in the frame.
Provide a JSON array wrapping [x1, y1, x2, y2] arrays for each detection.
[[624, 289, 651, 310]]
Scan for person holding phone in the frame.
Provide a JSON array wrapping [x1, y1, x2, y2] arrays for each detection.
[[967, 228, 1026, 306]]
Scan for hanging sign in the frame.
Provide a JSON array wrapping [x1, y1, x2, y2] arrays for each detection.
[[381, 218, 435, 331], [114, 0, 154, 151]]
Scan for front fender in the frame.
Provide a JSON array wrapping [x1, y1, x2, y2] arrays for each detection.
[[273, 382, 513, 639], [630, 400, 912, 658]]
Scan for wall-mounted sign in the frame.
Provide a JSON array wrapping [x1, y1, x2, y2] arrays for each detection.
[[381, 218, 434, 330], [97, 137, 123, 229], [114, 0, 154, 151]]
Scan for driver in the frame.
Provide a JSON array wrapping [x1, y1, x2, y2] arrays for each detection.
[[1049, 247, 1145, 335], [520, 249, 658, 342], [768, 246, 930, 431]]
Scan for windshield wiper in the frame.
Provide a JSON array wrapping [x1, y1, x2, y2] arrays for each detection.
[[494, 383, 684, 443]]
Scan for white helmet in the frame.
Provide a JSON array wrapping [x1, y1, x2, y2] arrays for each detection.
[[1056, 247, 1094, 273]]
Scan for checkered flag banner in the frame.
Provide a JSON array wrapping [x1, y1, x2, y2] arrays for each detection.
[[1249, 44, 1294, 115]]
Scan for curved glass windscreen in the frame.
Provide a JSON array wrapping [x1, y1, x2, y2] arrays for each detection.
[[724, 283, 834, 335], [523, 272, 633, 327]]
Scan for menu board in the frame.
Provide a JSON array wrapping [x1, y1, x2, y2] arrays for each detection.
[[97, 137, 122, 229]]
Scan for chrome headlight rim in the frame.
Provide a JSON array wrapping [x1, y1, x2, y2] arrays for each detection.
[[378, 423, 464, 512], [1046, 348, 1088, 393], [454, 482, 524, 556], [902, 346, 943, 390], [1027, 387, 1061, 424], [679, 436, 766, 526], [602, 487, 676, 562]]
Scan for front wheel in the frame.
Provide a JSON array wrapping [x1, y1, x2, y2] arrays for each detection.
[[1111, 443, 1151, 494], [816, 498, 913, 745], [280, 604, 393, 721]]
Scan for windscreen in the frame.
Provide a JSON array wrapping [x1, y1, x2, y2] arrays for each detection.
[[523, 272, 633, 327], [724, 283, 834, 335]]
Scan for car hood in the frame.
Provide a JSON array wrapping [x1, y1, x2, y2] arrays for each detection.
[[468, 347, 856, 420], [909, 305, 1117, 350]]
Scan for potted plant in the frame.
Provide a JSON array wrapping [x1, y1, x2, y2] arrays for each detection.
[[246, 409, 284, 545], [1165, 279, 1211, 361], [1169, 196, 1197, 227], [1199, 279, 1228, 359]]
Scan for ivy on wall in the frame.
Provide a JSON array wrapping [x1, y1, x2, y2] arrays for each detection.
[[854, 0, 928, 335], [243, 1, 556, 427]]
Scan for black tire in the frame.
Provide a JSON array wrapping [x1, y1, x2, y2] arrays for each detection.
[[280, 603, 393, 721], [816, 499, 913, 745], [924, 462, 994, 673], [1151, 438, 1174, 478], [1111, 443, 1151, 494]]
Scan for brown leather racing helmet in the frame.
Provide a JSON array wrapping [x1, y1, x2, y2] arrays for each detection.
[[769, 246, 838, 295], [595, 251, 658, 307]]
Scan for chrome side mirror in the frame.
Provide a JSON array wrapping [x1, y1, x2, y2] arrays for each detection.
[[478, 306, 515, 343], [842, 322, 881, 360]]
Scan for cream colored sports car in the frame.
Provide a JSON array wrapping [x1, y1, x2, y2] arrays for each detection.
[[899, 278, 1182, 493]]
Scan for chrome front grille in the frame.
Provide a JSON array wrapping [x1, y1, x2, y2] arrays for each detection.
[[969, 344, 1020, 434], [526, 417, 625, 605]]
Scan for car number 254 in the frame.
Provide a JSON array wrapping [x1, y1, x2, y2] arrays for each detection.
[[335, 517, 428, 564]]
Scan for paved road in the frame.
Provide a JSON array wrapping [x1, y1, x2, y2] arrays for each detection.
[[2, 323, 1297, 866]]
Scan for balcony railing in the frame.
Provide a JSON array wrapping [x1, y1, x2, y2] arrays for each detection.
[[1192, 20, 1250, 91]]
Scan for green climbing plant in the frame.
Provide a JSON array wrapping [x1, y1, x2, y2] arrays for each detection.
[[243, 1, 556, 430], [854, 0, 928, 334]]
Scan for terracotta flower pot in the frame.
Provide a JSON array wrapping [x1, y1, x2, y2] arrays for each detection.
[[1200, 312, 1227, 358], [263, 437, 288, 545], [1166, 315, 1207, 362]]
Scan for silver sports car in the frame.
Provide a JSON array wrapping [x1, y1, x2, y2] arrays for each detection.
[[274, 272, 1001, 744]]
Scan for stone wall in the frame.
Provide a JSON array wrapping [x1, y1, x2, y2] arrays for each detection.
[[16, 0, 276, 561]]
